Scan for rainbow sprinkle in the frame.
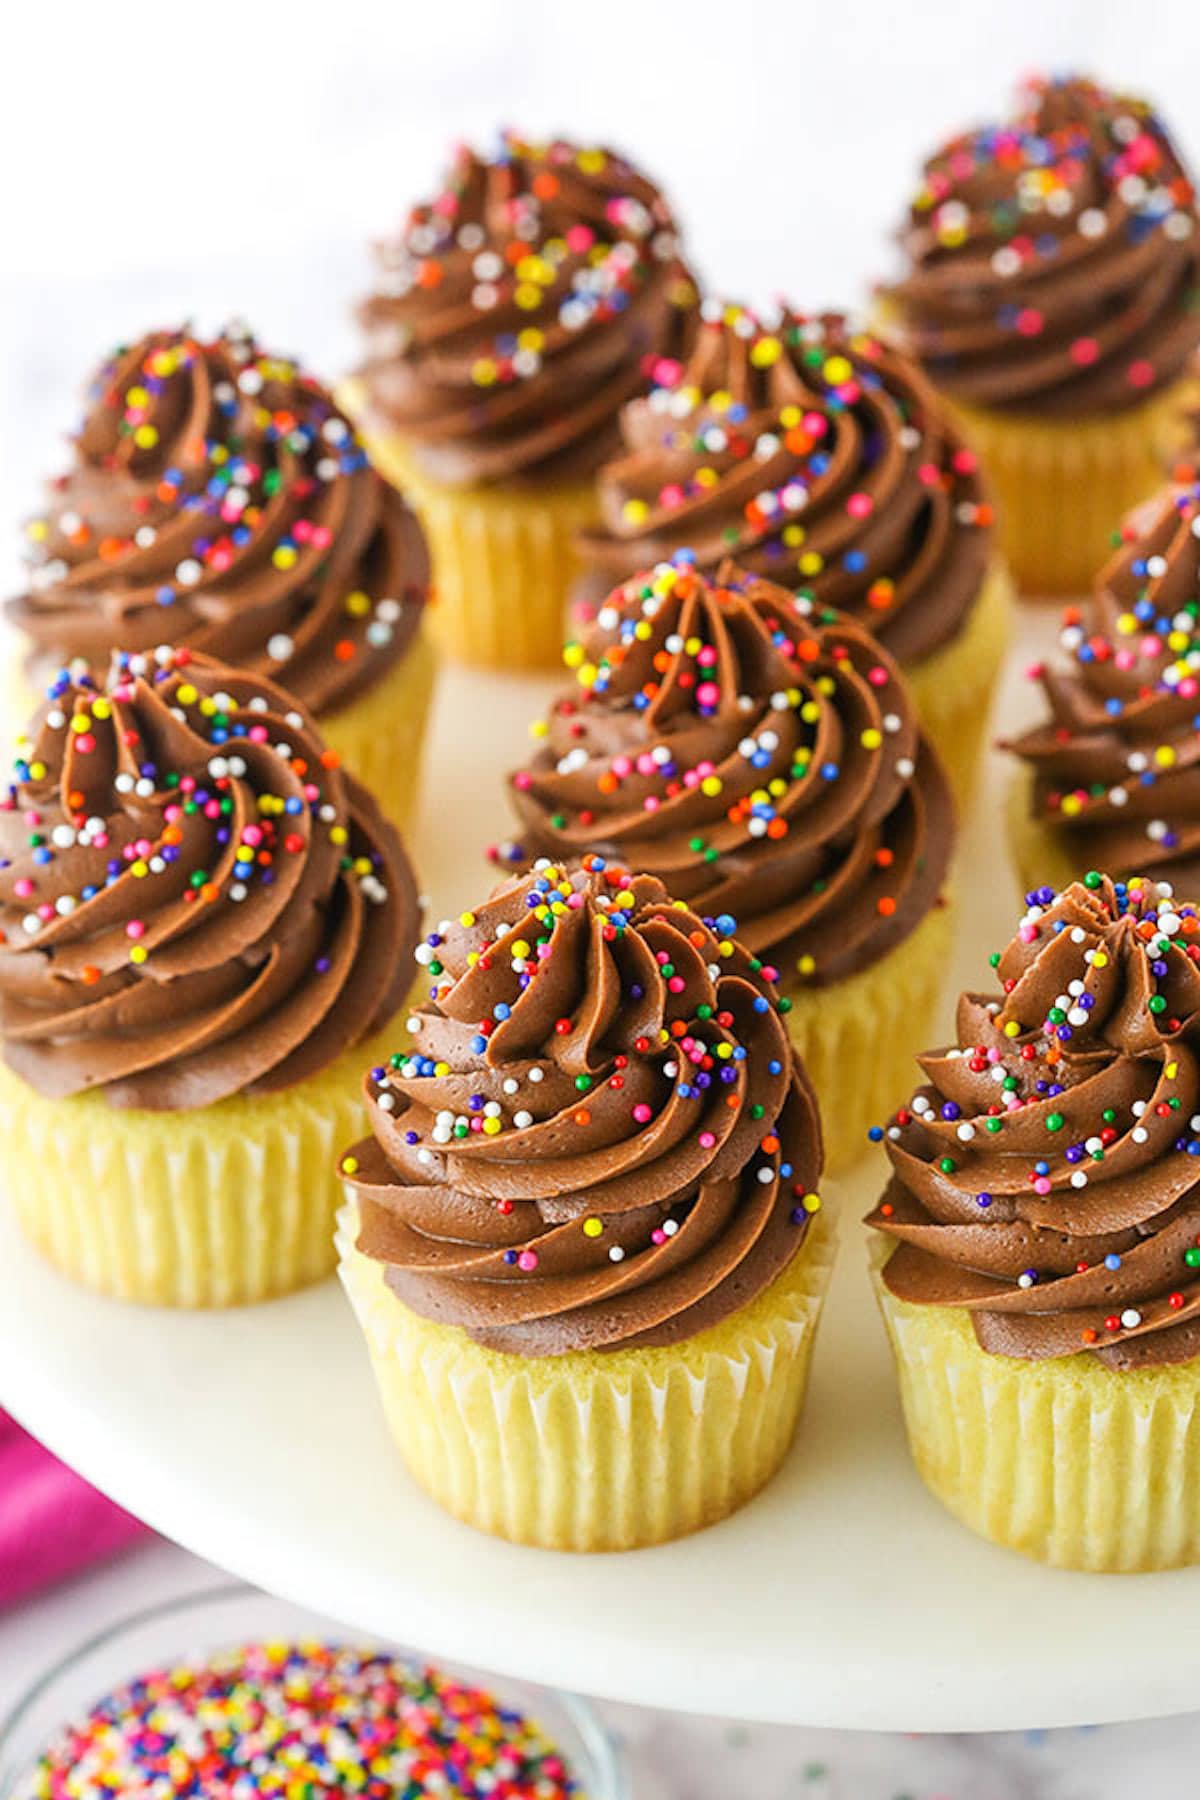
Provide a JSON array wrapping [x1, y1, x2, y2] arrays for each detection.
[[14, 1642, 583, 1799]]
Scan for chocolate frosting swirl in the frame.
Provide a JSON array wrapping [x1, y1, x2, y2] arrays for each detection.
[[493, 561, 955, 986], [1008, 482, 1200, 886], [887, 74, 1200, 417], [575, 306, 993, 666], [9, 324, 429, 716], [0, 648, 420, 1110], [355, 131, 698, 486], [343, 859, 823, 1355], [867, 877, 1200, 1367]]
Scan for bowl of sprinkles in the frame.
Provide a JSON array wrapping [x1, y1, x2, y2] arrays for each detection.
[[0, 1584, 625, 1800]]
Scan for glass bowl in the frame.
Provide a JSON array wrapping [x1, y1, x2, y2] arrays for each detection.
[[0, 1581, 628, 1798]]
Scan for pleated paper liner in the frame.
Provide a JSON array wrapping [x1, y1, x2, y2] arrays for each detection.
[[0, 1021, 405, 1308], [340, 380, 597, 672], [780, 898, 956, 1176], [318, 625, 438, 836], [905, 559, 1013, 808], [945, 376, 1196, 600], [337, 1199, 835, 1552], [871, 1242, 1200, 1571]]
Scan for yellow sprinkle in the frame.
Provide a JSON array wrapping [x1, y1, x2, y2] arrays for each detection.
[[700, 775, 722, 797], [583, 1218, 603, 1238], [801, 1192, 822, 1214], [861, 728, 882, 750], [344, 589, 371, 617], [176, 683, 198, 705], [1154, 745, 1176, 768], [133, 424, 158, 449], [482, 1116, 502, 1135], [1092, 951, 1108, 968], [69, 714, 91, 734], [749, 336, 782, 368], [459, 911, 476, 927], [341, 1156, 359, 1175], [329, 825, 349, 846], [129, 945, 148, 965], [92, 698, 112, 721], [1003, 1019, 1021, 1037], [797, 954, 816, 977]]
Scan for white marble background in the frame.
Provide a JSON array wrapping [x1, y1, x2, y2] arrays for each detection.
[[5, 2, 1200, 1791]]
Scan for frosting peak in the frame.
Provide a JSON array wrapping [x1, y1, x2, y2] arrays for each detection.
[[9, 324, 428, 716], [888, 73, 1200, 416], [0, 648, 420, 1109], [575, 305, 993, 665], [355, 132, 697, 485], [868, 874, 1200, 1366], [343, 858, 822, 1355], [495, 559, 955, 985]]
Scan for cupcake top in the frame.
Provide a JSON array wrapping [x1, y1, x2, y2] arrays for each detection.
[[355, 130, 698, 486], [887, 73, 1200, 417], [1007, 481, 1200, 887], [575, 305, 994, 666], [0, 647, 419, 1109], [342, 858, 823, 1356], [15, 1644, 580, 1799], [866, 874, 1200, 1367], [9, 323, 429, 715], [491, 560, 955, 988]]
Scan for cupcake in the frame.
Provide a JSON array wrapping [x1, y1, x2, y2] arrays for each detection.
[[574, 305, 1012, 799], [337, 858, 832, 1551], [7, 323, 435, 831], [491, 559, 957, 1170], [0, 647, 421, 1306], [882, 73, 1200, 596], [344, 131, 697, 669], [866, 874, 1200, 1570], [1006, 480, 1200, 896]]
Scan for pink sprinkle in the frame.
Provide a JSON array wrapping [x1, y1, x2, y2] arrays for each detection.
[[611, 755, 632, 778], [699, 1131, 716, 1149], [514, 772, 532, 791], [667, 976, 685, 993], [846, 491, 873, 520], [696, 682, 719, 707], [73, 733, 95, 755], [651, 1229, 667, 1245], [632, 1103, 653, 1124], [517, 1250, 539, 1272], [1018, 923, 1038, 943], [867, 665, 888, 687], [126, 920, 145, 940], [13, 878, 34, 899], [1033, 1177, 1052, 1195]]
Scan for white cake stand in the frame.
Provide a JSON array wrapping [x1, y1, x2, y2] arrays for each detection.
[[6, 621, 1197, 1735]]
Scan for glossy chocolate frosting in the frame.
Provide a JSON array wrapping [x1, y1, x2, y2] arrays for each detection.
[[887, 74, 1200, 417], [1008, 482, 1200, 886], [0, 648, 420, 1109], [493, 561, 955, 987], [867, 876, 1200, 1367], [575, 306, 993, 666], [355, 131, 698, 486], [9, 324, 428, 716], [344, 859, 823, 1355]]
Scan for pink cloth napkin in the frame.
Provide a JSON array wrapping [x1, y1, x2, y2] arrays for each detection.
[[0, 1410, 147, 1609]]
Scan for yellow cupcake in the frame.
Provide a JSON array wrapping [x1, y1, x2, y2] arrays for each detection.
[[866, 873, 1200, 1571], [872, 1248, 1200, 1571], [0, 650, 421, 1309], [943, 382, 1195, 599], [340, 396, 595, 672], [780, 897, 956, 1175], [339, 1197, 833, 1551], [338, 861, 832, 1550], [2, 1022, 401, 1309]]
